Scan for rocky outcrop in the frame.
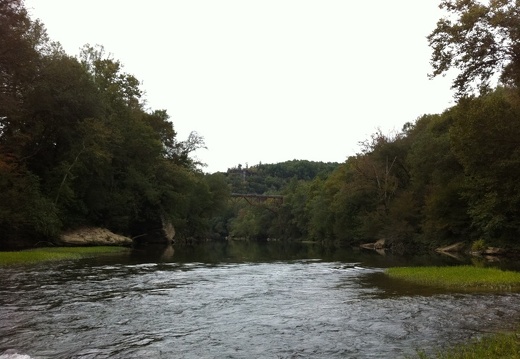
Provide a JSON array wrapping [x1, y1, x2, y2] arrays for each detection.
[[360, 239, 386, 250], [132, 216, 175, 244], [60, 227, 133, 246], [435, 242, 466, 253], [436, 242, 513, 261], [471, 246, 507, 262], [161, 216, 175, 242], [482, 247, 506, 255]]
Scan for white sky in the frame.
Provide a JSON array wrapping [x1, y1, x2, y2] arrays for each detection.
[[25, 0, 455, 173]]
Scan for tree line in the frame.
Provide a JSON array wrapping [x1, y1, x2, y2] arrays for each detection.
[[222, 87, 520, 252], [0, 0, 229, 248], [219, 0, 520, 251], [2, 0, 519, 252]]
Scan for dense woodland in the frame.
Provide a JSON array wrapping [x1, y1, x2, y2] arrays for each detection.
[[222, 90, 520, 252], [2, 0, 520, 252], [0, 0, 230, 248]]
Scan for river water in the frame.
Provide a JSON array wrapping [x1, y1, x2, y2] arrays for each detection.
[[1, 241, 520, 359]]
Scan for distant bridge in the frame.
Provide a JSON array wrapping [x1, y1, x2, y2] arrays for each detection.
[[230, 193, 284, 207]]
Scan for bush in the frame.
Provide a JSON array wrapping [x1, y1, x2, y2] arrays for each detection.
[[471, 239, 487, 253]]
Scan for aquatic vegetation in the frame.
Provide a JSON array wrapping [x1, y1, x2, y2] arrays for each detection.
[[0, 246, 130, 266], [415, 330, 520, 358], [386, 266, 520, 291]]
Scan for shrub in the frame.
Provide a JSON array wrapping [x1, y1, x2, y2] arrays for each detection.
[[471, 239, 487, 253]]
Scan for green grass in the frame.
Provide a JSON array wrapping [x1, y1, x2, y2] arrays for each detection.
[[414, 331, 520, 358], [387, 265, 520, 291], [0, 246, 130, 266]]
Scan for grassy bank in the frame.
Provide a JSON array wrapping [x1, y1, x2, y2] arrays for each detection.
[[391, 266, 520, 358], [414, 330, 520, 358], [387, 265, 520, 291], [0, 246, 130, 266]]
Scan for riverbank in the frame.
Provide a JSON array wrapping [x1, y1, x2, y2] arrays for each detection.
[[0, 246, 131, 266], [388, 265, 520, 358], [386, 265, 520, 291], [414, 329, 520, 358]]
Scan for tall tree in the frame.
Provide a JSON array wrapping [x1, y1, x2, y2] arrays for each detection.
[[0, 0, 45, 124], [450, 88, 520, 240], [406, 113, 470, 244], [0, 0, 64, 246], [428, 0, 520, 97]]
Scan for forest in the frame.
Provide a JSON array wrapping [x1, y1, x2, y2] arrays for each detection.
[[222, 90, 520, 253], [0, 0, 230, 248], [1, 0, 520, 252]]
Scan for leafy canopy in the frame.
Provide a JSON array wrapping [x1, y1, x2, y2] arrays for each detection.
[[428, 0, 520, 98]]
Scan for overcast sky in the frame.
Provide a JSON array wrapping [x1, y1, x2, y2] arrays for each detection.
[[25, 0, 455, 173]]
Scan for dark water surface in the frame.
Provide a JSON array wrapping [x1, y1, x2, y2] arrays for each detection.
[[1, 241, 520, 358]]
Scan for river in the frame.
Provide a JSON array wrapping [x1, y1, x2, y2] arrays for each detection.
[[1, 241, 520, 359]]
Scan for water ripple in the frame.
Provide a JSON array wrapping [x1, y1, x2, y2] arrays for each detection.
[[1, 259, 520, 358]]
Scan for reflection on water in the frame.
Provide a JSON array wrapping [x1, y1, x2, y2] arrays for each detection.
[[130, 241, 473, 267], [1, 241, 520, 359]]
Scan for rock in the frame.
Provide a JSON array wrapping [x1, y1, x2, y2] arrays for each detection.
[[360, 243, 376, 250], [132, 216, 175, 244], [435, 242, 466, 253], [483, 247, 506, 255], [374, 239, 386, 249], [360, 239, 386, 250], [161, 216, 175, 243], [60, 227, 133, 246], [483, 255, 501, 262]]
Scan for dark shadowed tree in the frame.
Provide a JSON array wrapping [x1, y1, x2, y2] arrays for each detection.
[[450, 88, 520, 241], [405, 113, 470, 245]]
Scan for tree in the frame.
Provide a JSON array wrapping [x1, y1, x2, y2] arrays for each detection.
[[0, 159, 61, 248], [405, 113, 470, 244], [0, 1, 223, 247], [22, 53, 102, 178], [450, 88, 520, 240], [171, 131, 207, 170], [428, 0, 520, 98], [0, 0, 45, 123], [0, 1, 65, 246], [0, 0, 49, 155]]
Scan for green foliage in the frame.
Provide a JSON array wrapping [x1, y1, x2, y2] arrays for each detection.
[[406, 114, 470, 244], [3, 0, 520, 251], [0, 3, 225, 247], [225, 160, 339, 194], [220, 85, 520, 251], [414, 331, 520, 359], [471, 239, 486, 253], [222, 161, 340, 241], [0, 164, 61, 246], [0, 0, 47, 126], [428, 0, 520, 97], [450, 89, 520, 240]]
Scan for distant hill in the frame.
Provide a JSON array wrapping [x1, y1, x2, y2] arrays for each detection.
[[224, 160, 340, 194]]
